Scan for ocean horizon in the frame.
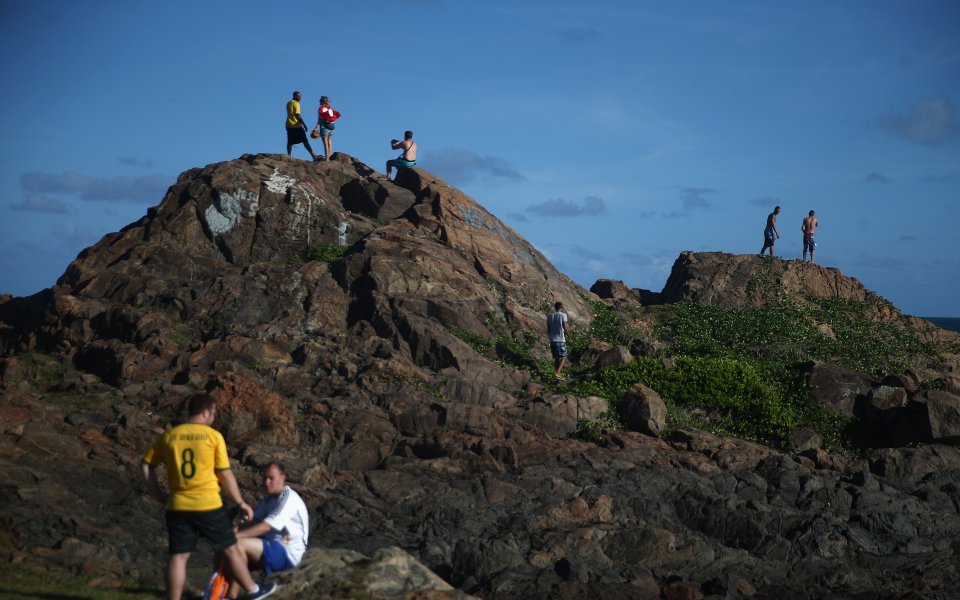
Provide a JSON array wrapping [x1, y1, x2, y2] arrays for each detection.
[[923, 317, 960, 333]]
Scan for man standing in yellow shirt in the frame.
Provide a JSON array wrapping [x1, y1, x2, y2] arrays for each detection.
[[142, 393, 278, 600], [285, 91, 319, 161]]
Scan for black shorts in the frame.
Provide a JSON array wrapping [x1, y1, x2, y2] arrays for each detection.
[[286, 127, 307, 145], [166, 507, 237, 554]]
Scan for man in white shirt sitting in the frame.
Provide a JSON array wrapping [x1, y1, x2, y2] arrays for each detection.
[[229, 462, 309, 597]]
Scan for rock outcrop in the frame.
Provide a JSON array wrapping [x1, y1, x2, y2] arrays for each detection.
[[2, 154, 960, 599]]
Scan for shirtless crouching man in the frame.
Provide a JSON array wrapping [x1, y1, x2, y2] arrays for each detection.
[[386, 131, 417, 181], [802, 210, 819, 263], [760, 206, 780, 256]]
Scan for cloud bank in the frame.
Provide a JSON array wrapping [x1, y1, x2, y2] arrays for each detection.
[[865, 172, 891, 183], [558, 27, 601, 46], [424, 148, 525, 185], [525, 196, 607, 218], [876, 94, 960, 146], [10, 193, 71, 214], [20, 171, 170, 204]]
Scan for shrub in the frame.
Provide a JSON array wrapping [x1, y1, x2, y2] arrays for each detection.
[[304, 243, 349, 263]]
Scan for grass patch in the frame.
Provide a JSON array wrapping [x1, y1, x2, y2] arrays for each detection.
[[14, 352, 66, 393], [445, 290, 941, 449], [446, 314, 542, 376], [303, 243, 349, 263], [662, 296, 942, 377], [568, 300, 642, 356], [0, 563, 160, 599]]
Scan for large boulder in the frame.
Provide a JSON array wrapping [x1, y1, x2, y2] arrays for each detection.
[[659, 251, 874, 309], [801, 360, 876, 416], [620, 383, 667, 437]]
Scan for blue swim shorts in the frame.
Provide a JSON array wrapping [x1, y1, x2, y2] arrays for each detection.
[[261, 539, 296, 575], [319, 122, 335, 137], [803, 234, 816, 252], [763, 226, 775, 245], [550, 341, 567, 360]]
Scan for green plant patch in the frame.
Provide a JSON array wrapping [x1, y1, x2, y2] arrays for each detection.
[[659, 298, 942, 377], [303, 243, 349, 263], [569, 356, 803, 444], [0, 563, 161, 599], [446, 316, 543, 377], [568, 300, 642, 357], [14, 352, 66, 392]]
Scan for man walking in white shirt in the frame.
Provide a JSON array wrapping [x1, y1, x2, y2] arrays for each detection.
[[547, 302, 570, 381], [229, 463, 309, 598]]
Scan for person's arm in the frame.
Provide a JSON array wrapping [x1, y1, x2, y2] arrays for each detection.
[[562, 315, 569, 335], [216, 469, 254, 521], [236, 520, 272, 539], [141, 462, 167, 504]]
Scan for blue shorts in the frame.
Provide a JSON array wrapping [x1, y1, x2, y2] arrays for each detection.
[[803, 234, 816, 252], [391, 157, 416, 169], [550, 341, 567, 360], [319, 122, 335, 137], [763, 227, 775, 246], [261, 539, 295, 575]]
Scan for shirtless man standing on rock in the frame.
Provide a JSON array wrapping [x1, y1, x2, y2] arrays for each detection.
[[760, 206, 780, 256], [802, 210, 819, 263]]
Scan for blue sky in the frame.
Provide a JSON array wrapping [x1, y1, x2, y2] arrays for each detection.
[[1, 1, 958, 317]]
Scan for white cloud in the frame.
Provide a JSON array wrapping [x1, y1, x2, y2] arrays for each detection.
[[423, 147, 525, 185], [876, 94, 960, 146], [526, 196, 607, 218], [20, 171, 170, 203], [10, 193, 71, 214]]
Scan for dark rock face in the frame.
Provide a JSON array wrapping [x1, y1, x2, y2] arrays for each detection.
[[802, 360, 876, 416], [2, 155, 960, 599]]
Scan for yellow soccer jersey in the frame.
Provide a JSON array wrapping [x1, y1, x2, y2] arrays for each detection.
[[286, 99, 301, 128], [143, 423, 230, 511]]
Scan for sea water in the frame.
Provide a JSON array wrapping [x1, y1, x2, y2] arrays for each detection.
[[924, 317, 960, 333]]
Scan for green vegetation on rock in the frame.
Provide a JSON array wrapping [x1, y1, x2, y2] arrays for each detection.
[[303, 243, 349, 263], [0, 563, 159, 599], [445, 287, 947, 449]]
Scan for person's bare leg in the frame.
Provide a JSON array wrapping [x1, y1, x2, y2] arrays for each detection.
[[324, 136, 332, 160], [166, 552, 190, 600], [228, 538, 266, 599], [222, 543, 258, 594], [302, 138, 318, 161]]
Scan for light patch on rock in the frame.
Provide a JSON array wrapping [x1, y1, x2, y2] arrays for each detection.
[[265, 168, 297, 194], [338, 221, 348, 246], [204, 188, 259, 236], [288, 187, 323, 241]]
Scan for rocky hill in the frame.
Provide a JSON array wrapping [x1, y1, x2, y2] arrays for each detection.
[[2, 154, 960, 599]]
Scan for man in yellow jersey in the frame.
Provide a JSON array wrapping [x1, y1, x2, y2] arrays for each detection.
[[285, 91, 319, 161], [142, 392, 278, 600]]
